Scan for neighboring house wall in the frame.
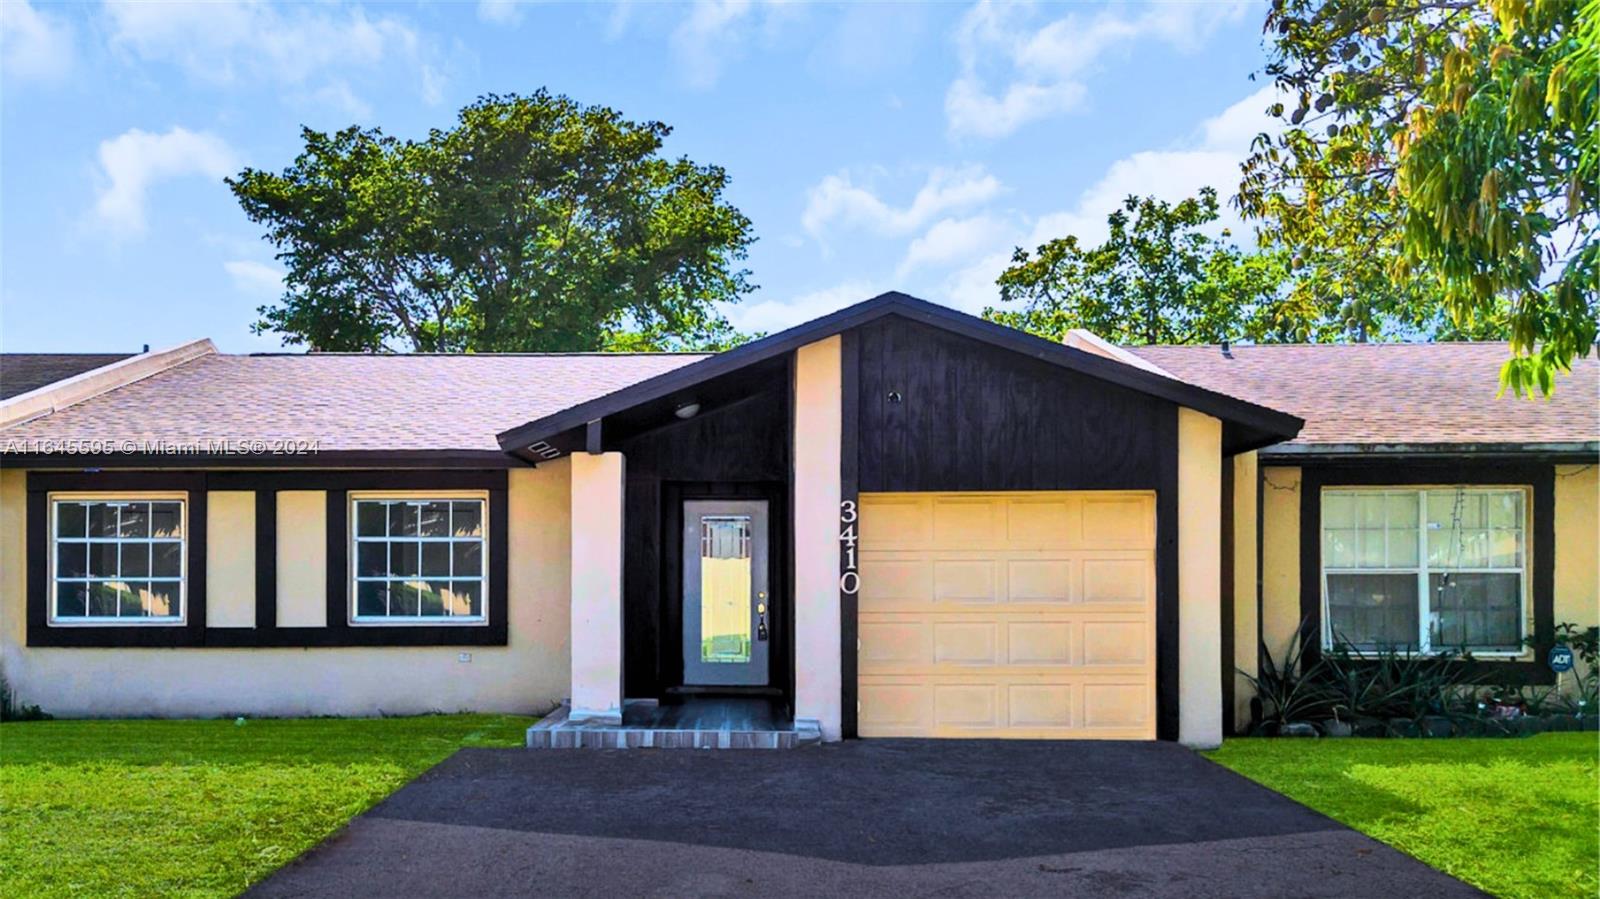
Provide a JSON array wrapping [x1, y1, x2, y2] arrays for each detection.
[[0, 463, 571, 718], [1235, 459, 1598, 731]]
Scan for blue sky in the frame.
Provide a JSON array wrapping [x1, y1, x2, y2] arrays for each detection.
[[0, 1, 1280, 353]]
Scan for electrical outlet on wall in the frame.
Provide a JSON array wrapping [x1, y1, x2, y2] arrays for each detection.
[[458, 652, 472, 663]]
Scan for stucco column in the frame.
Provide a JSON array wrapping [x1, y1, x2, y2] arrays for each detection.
[[793, 336, 843, 740], [569, 451, 625, 725], [1178, 408, 1224, 748]]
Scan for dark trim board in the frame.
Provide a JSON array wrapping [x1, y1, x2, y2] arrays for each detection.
[[1154, 407, 1180, 741], [25, 469, 509, 649], [839, 328, 861, 739], [1220, 457, 1235, 736], [1297, 461, 1557, 685]]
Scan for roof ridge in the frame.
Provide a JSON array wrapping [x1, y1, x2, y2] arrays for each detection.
[[1, 339, 216, 429]]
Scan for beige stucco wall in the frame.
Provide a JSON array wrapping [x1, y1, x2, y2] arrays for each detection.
[[275, 490, 327, 628], [1554, 464, 1599, 632], [568, 451, 624, 724], [1177, 408, 1222, 749], [206, 491, 256, 628], [0, 463, 572, 718], [1230, 451, 1259, 732], [1259, 466, 1302, 661], [793, 336, 843, 740]]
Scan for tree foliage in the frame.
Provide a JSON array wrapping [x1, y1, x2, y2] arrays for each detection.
[[1242, 0, 1598, 394], [229, 91, 756, 352], [986, 189, 1314, 345]]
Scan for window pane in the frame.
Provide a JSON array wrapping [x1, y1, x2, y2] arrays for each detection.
[[87, 582, 119, 617], [1488, 531, 1521, 568], [389, 581, 421, 617], [356, 542, 387, 578], [119, 503, 150, 538], [452, 502, 482, 537], [1360, 531, 1385, 568], [57, 543, 87, 578], [442, 582, 474, 616], [420, 581, 449, 616], [87, 504, 118, 537], [90, 543, 118, 578], [1387, 530, 1418, 566], [1487, 492, 1522, 528], [55, 582, 87, 617], [1430, 573, 1521, 650], [356, 502, 388, 537], [56, 502, 86, 538], [390, 542, 419, 578], [421, 542, 450, 578], [418, 502, 450, 538], [1326, 573, 1419, 650], [388, 503, 418, 538], [1323, 493, 1356, 528], [150, 503, 182, 538], [1325, 529, 1357, 567], [119, 583, 148, 617], [144, 582, 179, 618], [1385, 493, 1418, 527], [121, 543, 150, 578], [356, 581, 388, 617], [454, 581, 483, 617], [1357, 494, 1388, 528], [151, 542, 182, 578], [452, 541, 481, 578]]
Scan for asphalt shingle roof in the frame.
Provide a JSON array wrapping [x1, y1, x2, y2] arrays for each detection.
[[0, 354, 134, 400], [1131, 342, 1599, 450], [0, 352, 706, 452]]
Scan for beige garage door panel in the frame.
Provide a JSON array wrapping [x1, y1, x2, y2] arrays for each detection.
[[858, 491, 1156, 740]]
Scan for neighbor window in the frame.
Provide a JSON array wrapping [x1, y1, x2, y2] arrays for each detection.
[[1321, 488, 1526, 653], [351, 496, 486, 624], [51, 497, 185, 624]]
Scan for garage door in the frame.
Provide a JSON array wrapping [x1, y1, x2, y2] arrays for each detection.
[[856, 491, 1156, 739]]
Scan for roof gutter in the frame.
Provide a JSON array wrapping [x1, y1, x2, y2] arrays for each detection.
[[1260, 441, 1600, 462], [0, 339, 217, 429]]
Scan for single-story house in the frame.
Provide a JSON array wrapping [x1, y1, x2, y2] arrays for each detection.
[[2, 292, 1594, 748]]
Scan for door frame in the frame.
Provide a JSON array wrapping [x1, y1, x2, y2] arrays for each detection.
[[661, 481, 790, 706]]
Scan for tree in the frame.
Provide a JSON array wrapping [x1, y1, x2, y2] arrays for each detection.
[[229, 91, 756, 352], [986, 188, 1314, 345], [1241, 0, 1597, 394]]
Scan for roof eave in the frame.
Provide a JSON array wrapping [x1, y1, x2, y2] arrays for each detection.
[[1259, 441, 1600, 462]]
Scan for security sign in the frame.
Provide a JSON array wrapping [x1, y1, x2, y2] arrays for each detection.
[[1549, 645, 1576, 673]]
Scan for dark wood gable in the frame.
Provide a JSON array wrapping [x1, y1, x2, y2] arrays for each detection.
[[855, 316, 1173, 493]]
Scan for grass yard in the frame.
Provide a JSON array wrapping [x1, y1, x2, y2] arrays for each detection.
[[1208, 733, 1599, 899], [0, 714, 536, 898]]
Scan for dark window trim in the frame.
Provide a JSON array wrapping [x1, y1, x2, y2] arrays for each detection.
[[1298, 461, 1555, 685], [26, 470, 509, 648]]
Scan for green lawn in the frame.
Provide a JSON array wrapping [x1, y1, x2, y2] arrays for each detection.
[[1208, 733, 1600, 899], [0, 715, 535, 898]]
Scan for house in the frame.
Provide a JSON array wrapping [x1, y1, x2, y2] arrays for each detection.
[[1, 293, 1594, 749]]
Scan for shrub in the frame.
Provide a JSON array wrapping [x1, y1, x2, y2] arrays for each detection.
[[0, 674, 50, 722]]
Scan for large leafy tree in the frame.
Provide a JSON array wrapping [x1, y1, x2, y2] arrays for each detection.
[[987, 189, 1318, 345], [229, 91, 756, 352], [1242, 0, 1597, 394]]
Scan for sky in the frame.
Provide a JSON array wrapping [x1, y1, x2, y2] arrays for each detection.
[[0, 0, 1283, 353]]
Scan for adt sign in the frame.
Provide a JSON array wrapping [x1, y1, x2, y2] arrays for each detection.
[[1549, 645, 1576, 673]]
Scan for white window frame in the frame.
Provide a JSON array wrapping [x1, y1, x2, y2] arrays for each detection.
[[348, 491, 490, 626], [1320, 486, 1529, 656], [48, 492, 188, 627]]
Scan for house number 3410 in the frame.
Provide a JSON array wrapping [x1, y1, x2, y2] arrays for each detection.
[[839, 499, 860, 595]]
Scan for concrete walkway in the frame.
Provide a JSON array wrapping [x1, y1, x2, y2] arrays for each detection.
[[248, 741, 1483, 898]]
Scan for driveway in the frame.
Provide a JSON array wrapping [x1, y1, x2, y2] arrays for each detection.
[[248, 740, 1481, 898]]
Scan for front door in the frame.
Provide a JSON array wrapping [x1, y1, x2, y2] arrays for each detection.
[[682, 500, 770, 686]]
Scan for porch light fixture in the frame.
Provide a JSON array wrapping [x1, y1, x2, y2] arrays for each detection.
[[674, 401, 701, 420]]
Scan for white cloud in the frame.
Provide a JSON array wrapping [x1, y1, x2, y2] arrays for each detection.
[[102, 0, 438, 104], [477, 0, 525, 26], [1, 0, 74, 83], [946, 0, 1248, 139], [93, 127, 238, 236], [802, 165, 1004, 243], [224, 259, 286, 297], [898, 213, 1014, 278], [724, 280, 882, 334], [671, 0, 755, 88], [940, 85, 1283, 312]]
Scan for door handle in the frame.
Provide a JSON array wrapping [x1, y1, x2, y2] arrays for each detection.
[[756, 600, 769, 642]]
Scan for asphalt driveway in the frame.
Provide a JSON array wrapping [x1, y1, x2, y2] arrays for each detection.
[[248, 740, 1482, 898]]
